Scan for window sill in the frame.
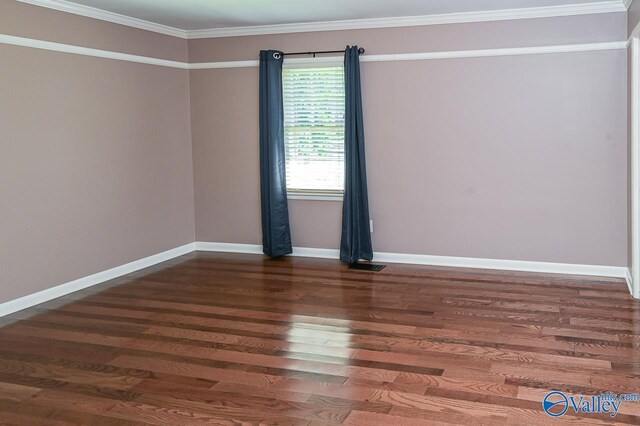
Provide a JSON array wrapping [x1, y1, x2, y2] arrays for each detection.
[[287, 192, 343, 202]]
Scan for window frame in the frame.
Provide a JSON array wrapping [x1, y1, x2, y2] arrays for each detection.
[[283, 60, 345, 202]]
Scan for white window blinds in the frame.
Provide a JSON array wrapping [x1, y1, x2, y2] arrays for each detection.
[[283, 65, 345, 193]]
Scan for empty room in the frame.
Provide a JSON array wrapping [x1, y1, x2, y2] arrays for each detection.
[[1, 0, 640, 424]]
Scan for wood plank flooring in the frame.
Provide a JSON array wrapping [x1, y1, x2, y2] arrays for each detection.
[[0, 251, 638, 425]]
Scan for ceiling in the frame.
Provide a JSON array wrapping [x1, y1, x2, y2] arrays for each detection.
[[43, 0, 625, 31]]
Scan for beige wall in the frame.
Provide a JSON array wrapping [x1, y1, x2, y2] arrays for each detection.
[[190, 14, 628, 266], [0, 4, 195, 304], [188, 13, 625, 63], [0, 3, 632, 305]]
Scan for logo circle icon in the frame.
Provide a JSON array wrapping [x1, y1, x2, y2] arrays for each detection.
[[543, 391, 569, 417]]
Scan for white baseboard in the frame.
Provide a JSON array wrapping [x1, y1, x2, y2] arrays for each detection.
[[1, 240, 633, 318], [195, 241, 629, 281], [627, 268, 639, 299], [0, 243, 195, 318], [293, 247, 341, 259], [194, 242, 341, 259], [195, 242, 263, 254], [373, 251, 627, 279], [626, 268, 634, 296]]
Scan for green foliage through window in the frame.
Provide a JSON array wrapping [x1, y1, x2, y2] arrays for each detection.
[[283, 66, 345, 193]]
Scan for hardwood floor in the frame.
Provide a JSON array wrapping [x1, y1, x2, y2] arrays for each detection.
[[0, 251, 639, 425]]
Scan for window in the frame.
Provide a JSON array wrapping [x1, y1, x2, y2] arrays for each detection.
[[283, 65, 345, 196]]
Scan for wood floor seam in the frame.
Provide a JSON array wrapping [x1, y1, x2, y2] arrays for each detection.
[[0, 252, 637, 425]]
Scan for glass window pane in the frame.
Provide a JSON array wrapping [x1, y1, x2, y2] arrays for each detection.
[[283, 66, 345, 192]]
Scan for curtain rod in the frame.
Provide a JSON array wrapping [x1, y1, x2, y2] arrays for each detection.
[[274, 47, 365, 59]]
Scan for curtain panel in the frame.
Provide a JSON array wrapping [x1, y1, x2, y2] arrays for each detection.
[[259, 50, 293, 257], [340, 46, 373, 264]]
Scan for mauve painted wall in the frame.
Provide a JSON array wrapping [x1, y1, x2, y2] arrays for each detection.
[[0, 4, 630, 307], [188, 13, 626, 63], [0, 0, 187, 61], [191, 21, 627, 266], [0, 19, 195, 303]]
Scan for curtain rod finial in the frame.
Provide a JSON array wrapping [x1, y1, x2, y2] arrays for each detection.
[[358, 47, 365, 55]]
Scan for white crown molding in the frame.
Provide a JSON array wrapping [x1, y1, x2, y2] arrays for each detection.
[[16, 0, 187, 38], [195, 242, 632, 291], [185, 1, 626, 39], [0, 243, 195, 317], [15, 0, 626, 40], [0, 34, 188, 69]]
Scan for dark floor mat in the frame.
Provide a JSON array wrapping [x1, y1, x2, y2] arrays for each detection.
[[348, 262, 386, 271]]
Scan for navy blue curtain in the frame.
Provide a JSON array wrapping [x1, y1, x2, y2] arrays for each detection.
[[340, 46, 373, 264], [259, 50, 292, 257]]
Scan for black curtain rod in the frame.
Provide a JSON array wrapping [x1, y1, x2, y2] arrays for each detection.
[[279, 47, 365, 58]]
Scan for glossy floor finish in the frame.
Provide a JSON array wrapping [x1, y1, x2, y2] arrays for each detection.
[[0, 252, 639, 425]]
